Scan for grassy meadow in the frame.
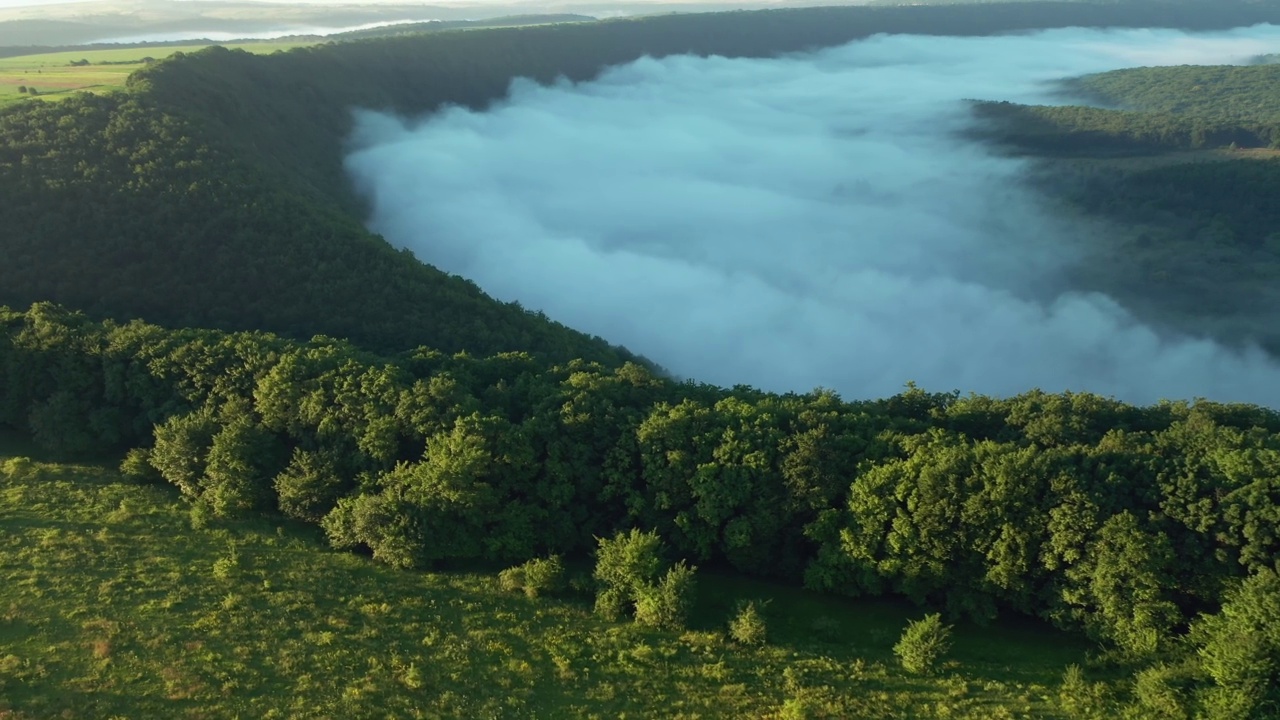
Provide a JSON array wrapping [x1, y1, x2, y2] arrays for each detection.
[[0, 43, 312, 107], [0, 434, 1118, 719]]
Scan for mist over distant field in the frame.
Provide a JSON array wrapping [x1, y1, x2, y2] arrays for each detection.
[[91, 20, 436, 44], [346, 24, 1280, 405]]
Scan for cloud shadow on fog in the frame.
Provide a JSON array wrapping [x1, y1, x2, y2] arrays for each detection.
[[345, 25, 1280, 407]]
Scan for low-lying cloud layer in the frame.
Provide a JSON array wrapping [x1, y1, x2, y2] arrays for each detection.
[[346, 25, 1280, 405]]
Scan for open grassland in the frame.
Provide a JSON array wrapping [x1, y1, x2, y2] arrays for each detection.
[[0, 43, 312, 107], [0, 441, 1109, 718]]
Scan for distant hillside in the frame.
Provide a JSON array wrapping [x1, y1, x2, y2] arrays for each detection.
[[3, 1, 1280, 362], [972, 63, 1280, 352], [130, 0, 1280, 214], [0, 92, 637, 363]]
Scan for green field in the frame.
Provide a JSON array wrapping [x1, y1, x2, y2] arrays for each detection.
[[0, 43, 312, 107], [0, 443, 1109, 718]]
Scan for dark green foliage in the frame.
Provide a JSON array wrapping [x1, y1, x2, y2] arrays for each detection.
[[148, 409, 219, 498], [893, 613, 953, 675], [0, 93, 630, 365], [971, 64, 1280, 351], [273, 448, 345, 522], [973, 65, 1280, 156]]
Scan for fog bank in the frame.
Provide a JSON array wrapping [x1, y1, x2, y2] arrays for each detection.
[[346, 24, 1280, 405]]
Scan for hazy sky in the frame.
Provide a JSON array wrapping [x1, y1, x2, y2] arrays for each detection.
[[0, 0, 402, 4], [0, 0, 750, 5], [347, 24, 1280, 405], [0, 0, 93, 7]]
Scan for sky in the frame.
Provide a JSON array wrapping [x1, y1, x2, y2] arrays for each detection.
[[345, 24, 1280, 406], [0, 0, 403, 5], [0, 0, 94, 7]]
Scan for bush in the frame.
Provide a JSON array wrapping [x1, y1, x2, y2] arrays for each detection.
[[729, 600, 769, 646], [634, 562, 697, 631], [0, 456, 34, 480], [119, 448, 162, 482], [893, 613, 952, 675], [211, 547, 239, 581], [203, 419, 284, 517], [521, 555, 565, 598], [1132, 663, 1191, 720], [498, 565, 525, 593], [1058, 664, 1113, 719], [593, 528, 664, 597], [594, 586, 628, 621], [593, 528, 662, 621], [568, 571, 594, 596], [499, 555, 566, 598]]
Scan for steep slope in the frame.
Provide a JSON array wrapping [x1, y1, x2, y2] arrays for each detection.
[[0, 92, 634, 362]]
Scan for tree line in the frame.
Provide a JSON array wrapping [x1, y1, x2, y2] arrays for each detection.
[[3, 302, 1278, 715]]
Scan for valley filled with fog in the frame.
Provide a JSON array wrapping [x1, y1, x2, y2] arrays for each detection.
[[346, 24, 1280, 404]]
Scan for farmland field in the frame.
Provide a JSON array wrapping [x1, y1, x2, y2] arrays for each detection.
[[0, 42, 312, 106]]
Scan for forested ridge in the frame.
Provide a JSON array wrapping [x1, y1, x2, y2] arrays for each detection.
[[972, 62, 1280, 354], [5, 302, 1280, 716], [0, 91, 638, 363], [973, 63, 1280, 155], [3, 1, 1280, 357]]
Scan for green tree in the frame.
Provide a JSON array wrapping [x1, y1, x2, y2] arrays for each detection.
[[148, 409, 219, 498], [1069, 512, 1179, 655], [893, 613, 953, 675], [203, 417, 283, 516], [728, 600, 768, 646], [593, 528, 694, 625], [274, 448, 345, 522], [1191, 569, 1280, 720], [634, 561, 697, 631]]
